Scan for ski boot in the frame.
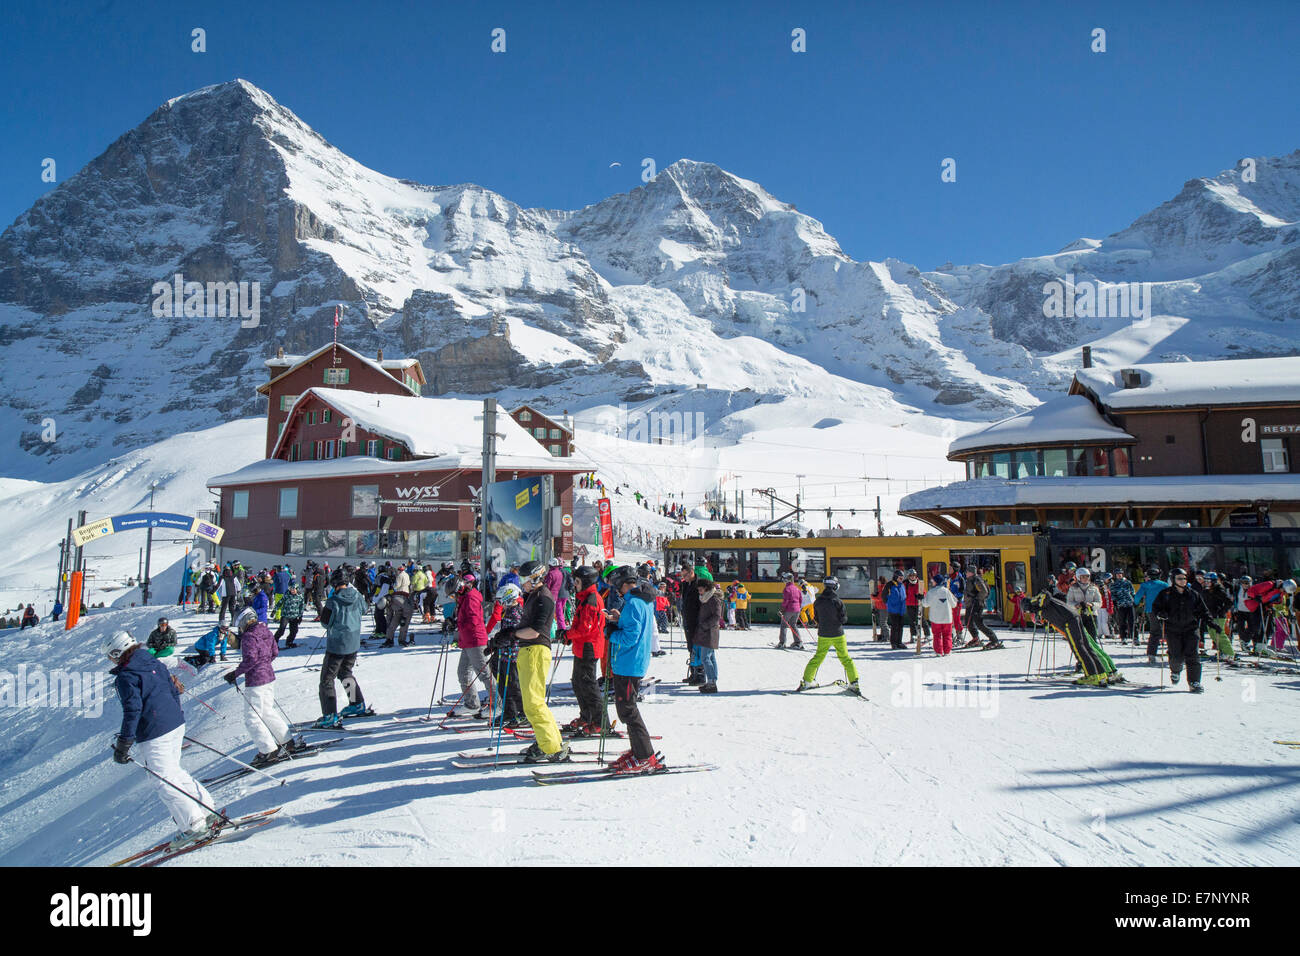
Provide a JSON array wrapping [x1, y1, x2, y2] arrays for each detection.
[[615, 751, 667, 775], [312, 712, 343, 730], [698, 682, 718, 694], [285, 735, 309, 754], [251, 746, 286, 768], [521, 741, 571, 763], [845, 679, 863, 696], [791, 641, 805, 650], [963, 638, 982, 649], [1169, 669, 1182, 685], [339, 702, 373, 718], [169, 814, 220, 850], [606, 749, 635, 773], [1074, 673, 1108, 687], [795, 680, 814, 692], [983, 639, 1005, 650]]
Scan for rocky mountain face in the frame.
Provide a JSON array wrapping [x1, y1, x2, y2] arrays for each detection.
[[1, 79, 1294, 479]]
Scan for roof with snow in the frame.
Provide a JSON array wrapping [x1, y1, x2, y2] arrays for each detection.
[[1071, 356, 1300, 411], [257, 342, 423, 396], [949, 394, 1134, 455], [209, 391, 588, 486], [900, 474, 1300, 511]]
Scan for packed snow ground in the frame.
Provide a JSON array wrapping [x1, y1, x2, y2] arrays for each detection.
[[3, 606, 1298, 866]]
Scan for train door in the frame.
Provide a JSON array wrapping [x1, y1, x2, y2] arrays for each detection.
[[950, 550, 1002, 617]]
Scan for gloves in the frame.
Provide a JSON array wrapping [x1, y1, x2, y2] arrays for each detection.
[[224, 673, 238, 685], [112, 737, 133, 764]]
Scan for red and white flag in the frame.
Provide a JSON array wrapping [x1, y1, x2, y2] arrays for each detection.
[[334, 306, 340, 327]]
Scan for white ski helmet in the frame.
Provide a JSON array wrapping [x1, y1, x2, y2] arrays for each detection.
[[234, 608, 258, 633], [495, 583, 522, 605], [102, 631, 136, 661]]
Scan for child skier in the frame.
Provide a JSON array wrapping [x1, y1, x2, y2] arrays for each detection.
[[797, 577, 861, 690], [183, 623, 229, 668], [104, 631, 219, 850], [225, 609, 300, 765], [922, 574, 957, 655], [451, 572, 498, 719]]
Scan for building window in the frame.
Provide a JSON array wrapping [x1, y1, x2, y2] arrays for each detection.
[[313, 440, 323, 460], [322, 409, 332, 424], [323, 367, 350, 385], [519, 410, 532, 422], [290, 443, 300, 462], [279, 394, 298, 411], [534, 427, 547, 439], [1112, 447, 1131, 476], [231, 490, 249, 519], [306, 412, 314, 425], [405, 375, 420, 394], [386, 446, 401, 461], [549, 428, 561, 439], [1263, 438, 1289, 474], [367, 439, 379, 457], [337, 441, 347, 457], [279, 487, 298, 518], [324, 440, 336, 459], [549, 444, 561, 456], [352, 485, 380, 517]]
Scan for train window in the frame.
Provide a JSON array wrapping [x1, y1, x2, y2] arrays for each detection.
[[754, 550, 783, 581], [1005, 561, 1027, 597], [875, 557, 918, 582], [702, 550, 742, 578], [789, 548, 825, 581], [829, 559, 872, 599]]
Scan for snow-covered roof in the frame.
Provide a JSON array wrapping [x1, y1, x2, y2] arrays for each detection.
[[1072, 356, 1300, 411], [268, 389, 587, 464], [257, 343, 422, 395], [949, 394, 1134, 455], [900, 474, 1300, 511]]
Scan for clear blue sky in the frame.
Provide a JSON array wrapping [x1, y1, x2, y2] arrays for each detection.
[[2, 0, 1297, 269]]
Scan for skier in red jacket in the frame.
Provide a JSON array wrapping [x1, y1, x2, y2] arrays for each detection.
[[563, 566, 608, 735]]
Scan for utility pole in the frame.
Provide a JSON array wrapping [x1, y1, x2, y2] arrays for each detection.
[[479, 398, 498, 600], [141, 481, 157, 605], [875, 495, 884, 537]]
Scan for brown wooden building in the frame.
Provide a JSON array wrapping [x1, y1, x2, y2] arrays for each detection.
[[256, 343, 426, 458], [901, 356, 1300, 534], [210, 345, 585, 568], [508, 405, 574, 457]]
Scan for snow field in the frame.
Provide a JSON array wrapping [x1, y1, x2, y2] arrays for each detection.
[[2, 606, 1297, 866]]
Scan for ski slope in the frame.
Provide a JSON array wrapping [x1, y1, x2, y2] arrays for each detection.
[[3, 606, 1297, 866]]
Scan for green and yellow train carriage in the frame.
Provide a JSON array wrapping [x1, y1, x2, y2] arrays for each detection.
[[663, 533, 1038, 626]]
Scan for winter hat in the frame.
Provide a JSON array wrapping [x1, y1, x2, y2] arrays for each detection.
[[694, 566, 714, 583]]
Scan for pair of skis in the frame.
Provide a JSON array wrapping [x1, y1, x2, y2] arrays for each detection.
[[108, 807, 282, 867], [200, 739, 343, 786], [782, 679, 868, 701]]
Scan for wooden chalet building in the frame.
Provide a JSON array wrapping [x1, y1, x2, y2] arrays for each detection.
[[508, 405, 575, 458], [209, 343, 586, 568]]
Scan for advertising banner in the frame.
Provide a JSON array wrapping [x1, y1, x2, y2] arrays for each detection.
[[598, 497, 614, 560], [485, 477, 544, 575]]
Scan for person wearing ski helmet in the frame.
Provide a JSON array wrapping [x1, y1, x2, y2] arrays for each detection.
[[314, 567, 368, 729], [104, 630, 219, 849], [799, 576, 862, 689], [225, 608, 300, 765], [513, 560, 570, 762], [1109, 568, 1137, 645], [605, 565, 666, 774], [1136, 568, 1170, 659], [450, 570, 498, 719], [777, 570, 804, 650], [1152, 568, 1210, 692], [679, 563, 703, 678], [564, 565, 608, 734], [1067, 568, 1103, 645], [1201, 571, 1235, 661], [693, 572, 723, 693]]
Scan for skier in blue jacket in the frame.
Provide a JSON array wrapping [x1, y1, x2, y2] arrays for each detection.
[[104, 631, 218, 849], [885, 573, 908, 649], [605, 566, 664, 775]]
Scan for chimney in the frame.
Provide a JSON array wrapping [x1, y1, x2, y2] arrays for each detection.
[[377, 348, 384, 361], [1120, 368, 1142, 389], [1082, 346, 1092, 369]]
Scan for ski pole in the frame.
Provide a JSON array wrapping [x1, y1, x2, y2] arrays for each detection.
[[231, 681, 294, 760], [303, 630, 326, 670], [426, 632, 451, 719], [272, 696, 297, 731], [183, 734, 284, 785], [123, 749, 230, 824], [492, 651, 511, 766], [184, 687, 228, 721], [437, 658, 493, 729], [597, 648, 613, 767]]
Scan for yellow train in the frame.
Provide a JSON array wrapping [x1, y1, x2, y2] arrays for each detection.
[[663, 533, 1038, 625]]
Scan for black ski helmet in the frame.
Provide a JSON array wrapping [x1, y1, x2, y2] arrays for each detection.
[[606, 565, 636, 590], [519, 559, 546, 585], [823, 576, 839, 591], [329, 568, 347, 587], [576, 565, 600, 589]]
